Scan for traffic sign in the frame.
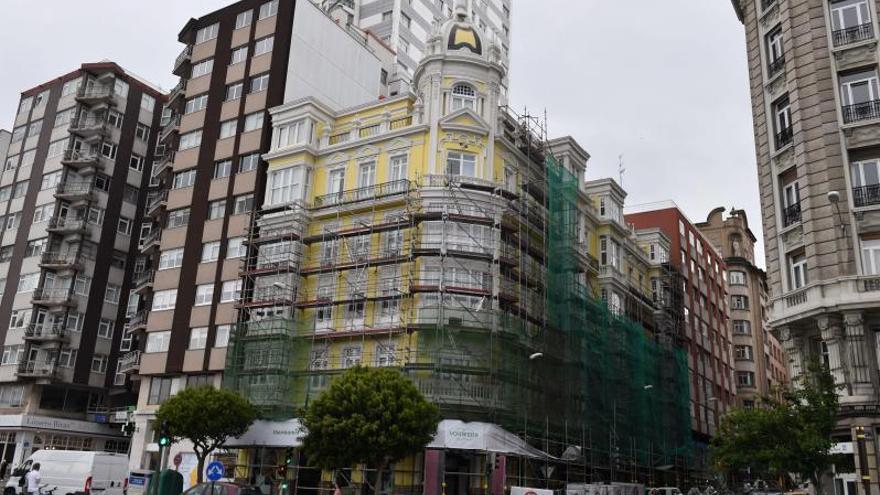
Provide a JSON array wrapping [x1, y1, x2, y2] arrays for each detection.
[[206, 461, 225, 482], [173, 453, 182, 468]]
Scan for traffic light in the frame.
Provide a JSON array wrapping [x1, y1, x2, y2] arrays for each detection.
[[276, 464, 287, 479], [158, 420, 172, 447], [284, 448, 294, 466]]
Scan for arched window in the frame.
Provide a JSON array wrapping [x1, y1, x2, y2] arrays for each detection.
[[451, 84, 476, 111]]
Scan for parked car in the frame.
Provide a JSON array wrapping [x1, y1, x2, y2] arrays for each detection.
[[183, 482, 264, 495], [3, 450, 128, 495]]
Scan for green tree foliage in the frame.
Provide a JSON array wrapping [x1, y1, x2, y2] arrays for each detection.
[[156, 386, 257, 483], [302, 366, 441, 495], [712, 361, 840, 492]]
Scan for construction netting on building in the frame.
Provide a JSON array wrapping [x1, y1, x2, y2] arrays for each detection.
[[224, 116, 692, 485]]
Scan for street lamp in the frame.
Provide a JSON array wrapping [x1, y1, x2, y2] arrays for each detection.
[[523, 351, 544, 486]]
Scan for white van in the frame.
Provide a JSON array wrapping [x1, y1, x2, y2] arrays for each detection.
[[3, 450, 129, 495]]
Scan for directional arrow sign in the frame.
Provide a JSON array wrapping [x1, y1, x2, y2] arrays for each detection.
[[206, 461, 225, 482]]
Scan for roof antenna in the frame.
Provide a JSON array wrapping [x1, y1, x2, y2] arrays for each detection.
[[618, 154, 626, 188]]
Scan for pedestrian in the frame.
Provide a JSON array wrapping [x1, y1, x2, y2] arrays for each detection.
[[25, 463, 40, 495], [0, 459, 8, 480]]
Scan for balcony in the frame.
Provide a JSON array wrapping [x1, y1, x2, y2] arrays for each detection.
[[24, 324, 67, 342], [69, 115, 109, 141], [167, 79, 187, 109], [775, 126, 793, 149], [55, 181, 94, 203], [854, 184, 880, 208], [127, 310, 149, 331], [313, 180, 410, 208], [132, 270, 155, 294], [833, 23, 874, 48], [772, 276, 880, 326], [39, 252, 82, 272], [119, 351, 141, 374], [173, 45, 193, 76], [16, 361, 56, 379], [60, 149, 103, 174], [145, 190, 168, 218], [598, 264, 623, 280], [75, 85, 115, 107], [782, 202, 801, 227], [159, 114, 181, 143], [321, 114, 417, 148], [421, 174, 504, 194], [32, 288, 75, 308], [152, 150, 175, 179], [767, 56, 785, 78], [139, 229, 161, 253], [843, 100, 880, 124], [46, 217, 88, 236]]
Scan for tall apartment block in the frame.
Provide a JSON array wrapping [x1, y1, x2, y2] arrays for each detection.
[[319, 0, 511, 96], [126, 0, 390, 470], [0, 63, 164, 463], [732, 0, 880, 492], [697, 207, 788, 407], [626, 203, 736, 475]]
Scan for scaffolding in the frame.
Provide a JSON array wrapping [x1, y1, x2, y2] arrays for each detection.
[[224, 109, 693, 486]]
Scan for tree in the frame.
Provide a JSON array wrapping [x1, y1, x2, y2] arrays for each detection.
[[301, 366, 441, 495], [156, 386, 257, 483], [712, 361, 840, 493]]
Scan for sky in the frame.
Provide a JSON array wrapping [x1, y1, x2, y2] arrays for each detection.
[[0, 0, 761, 264]]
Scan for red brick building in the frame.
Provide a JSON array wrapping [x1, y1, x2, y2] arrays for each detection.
[[625, 201, 735, 472]]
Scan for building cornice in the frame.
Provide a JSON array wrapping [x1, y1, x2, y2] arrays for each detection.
[[731, 0, 745, 23]]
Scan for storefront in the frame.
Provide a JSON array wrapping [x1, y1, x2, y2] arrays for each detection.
[[0, 414, 128, 467]]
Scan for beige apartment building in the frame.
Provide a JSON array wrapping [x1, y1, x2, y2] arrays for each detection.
[[697, 207, 788, 408], [732, 0, 880, 493]]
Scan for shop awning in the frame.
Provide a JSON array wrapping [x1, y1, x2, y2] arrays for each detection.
[[427, 420, 554, 459], [224, 418, 553, 459], [224, 419, 306, 448]]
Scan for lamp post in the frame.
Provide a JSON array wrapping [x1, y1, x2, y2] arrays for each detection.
[[522, 352, 543, 486]]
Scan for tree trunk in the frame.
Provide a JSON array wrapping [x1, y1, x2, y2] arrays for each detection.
[[373, 460, 388, 495], [196, 452, 206, 484], [811, 471, 822, 495]]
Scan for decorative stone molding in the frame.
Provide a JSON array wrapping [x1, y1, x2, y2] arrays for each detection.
[[834, 43, 878, 72], [759, 2, 780, 30], [766, 73, 787, 100], [441, 132, 483, 148], [772, 145, 795, 172], [854, 209, 880, 232], [782, 225, 804, 251], [843, 122, 880, 150]]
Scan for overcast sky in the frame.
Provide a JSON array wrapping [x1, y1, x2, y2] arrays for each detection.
[[0, 1, 761, 264]]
